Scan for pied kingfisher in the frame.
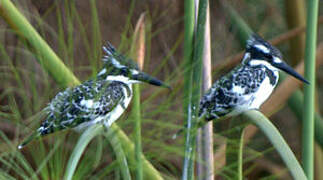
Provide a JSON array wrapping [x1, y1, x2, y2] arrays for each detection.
[[198, 34, 308, 122], [18, 43, 169, 149]]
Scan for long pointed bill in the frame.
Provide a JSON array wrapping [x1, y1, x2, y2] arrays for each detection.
[[132, 71, 171, 89], [272, 59, 309, 84]]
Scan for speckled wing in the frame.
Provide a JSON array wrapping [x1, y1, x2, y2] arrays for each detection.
[[199, 65, 267, 121], [39, 80, 131, 135]]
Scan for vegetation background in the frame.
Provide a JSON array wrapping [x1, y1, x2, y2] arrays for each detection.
[[0, 0, 322, 179]]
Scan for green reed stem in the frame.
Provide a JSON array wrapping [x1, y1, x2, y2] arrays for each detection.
[[302, 0, 319, 179], [288, 90, 323, 148], [182, 0, 208, 179], [131, 13, 146, 180], [182, 0, 196, 178]]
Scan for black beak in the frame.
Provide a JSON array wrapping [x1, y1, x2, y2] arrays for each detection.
[[132, 71, 171, 89], [272, 60, 309, 84]]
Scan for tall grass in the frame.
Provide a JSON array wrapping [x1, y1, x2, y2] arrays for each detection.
[[130, 13, 146, 180], [0, 0, 163, 179], [182, 0, 208, 179], [0, 0, 79, 87], [0, 0, 321, 179], [302, 0, 319, 179], [284, 0, 306, 66], [196, 3, 213, 180], [182, 0, 196, 178]]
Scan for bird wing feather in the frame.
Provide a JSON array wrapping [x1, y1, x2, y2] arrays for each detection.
[[39, 80, 129, 135], [199, 65, 266, 120]]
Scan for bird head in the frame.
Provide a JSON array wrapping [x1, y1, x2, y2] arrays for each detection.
[[97, 42, 170, 88], [243, 34, 309, 84]]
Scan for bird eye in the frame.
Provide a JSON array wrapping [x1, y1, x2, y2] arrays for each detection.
[[120, 68, 128, 75], [264, 53, 272, 60]]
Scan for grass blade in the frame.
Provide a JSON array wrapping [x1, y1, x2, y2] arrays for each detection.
[[182, 0, 208, 179], [238, 128, 246, 180], [130, 13, 146, 180], [288, 90, 323, 148], [241, 110, 307, 180], [64, 125, 103, 180], [284, 0, 306, 66], [219, 0, 252, 46], [90, 0, 102, 75], [108, 124, 163, 180], [302, 0, 319, 179], [104, 128, 131, 180], [182, 0, 195, 177]]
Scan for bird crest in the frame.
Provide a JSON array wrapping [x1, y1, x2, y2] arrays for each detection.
[[102, 43, 139, 70], [246, 34, 282, 59]]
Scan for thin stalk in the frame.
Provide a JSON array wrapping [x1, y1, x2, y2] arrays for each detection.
[[183, 0, 195, 118], [55, 2, 68, 63], [302, 0, 319, 179], [314, 143, 323, 179], [133, 85, 142, 179], [241, 110, 307, 180], [219, 0, 252, 46], [64, 0, 75, 70], [107, 124, 163, 180], [238, 129, 246, 180], [182, 0, 208, 179], [119, 0, 136, 51], [182, 0, 195, 177], [130, 13, 146, 180], [196, 3, 213, 180], [284, 0, 306, 66], [225, 117, 247, 179], [288, 90, 323, 148], [64, 125, 103, 180], [90, 0, 102, 74], [105, 127, 131, 180], [0, 1, 162, 178]]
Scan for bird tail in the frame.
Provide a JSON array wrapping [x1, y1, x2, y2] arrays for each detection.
[[18, 130, 41, 149]]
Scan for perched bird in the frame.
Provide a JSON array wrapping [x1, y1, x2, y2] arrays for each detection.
[[199, 34, 308, 121], [173, 34, 308, 138], [18, 43, 169, 149]]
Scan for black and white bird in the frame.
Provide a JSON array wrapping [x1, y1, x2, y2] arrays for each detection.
[[198, 34, 308, 122], [18, 43, 169, 149]]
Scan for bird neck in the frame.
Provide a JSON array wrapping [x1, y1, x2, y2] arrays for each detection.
[[109, 80, 133, 98], [246, 62, 279, 86]]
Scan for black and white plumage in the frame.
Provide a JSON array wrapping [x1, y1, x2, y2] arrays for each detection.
[[18, 43, 169, 149], [199, 34, 308, 121]]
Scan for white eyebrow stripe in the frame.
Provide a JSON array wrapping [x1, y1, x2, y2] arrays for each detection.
[[110, 58, 125, 68], [103, 46, 112, 55], [273, 57, 282, 63], [255, 44, 270, 53], [242, 52, 250, 61], [131, 69, 139, 75], [97, 68, 107, 76]]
